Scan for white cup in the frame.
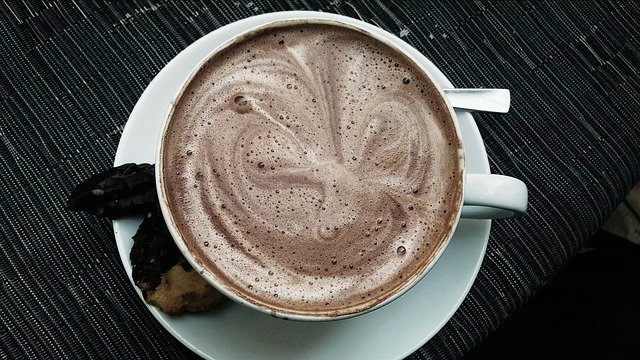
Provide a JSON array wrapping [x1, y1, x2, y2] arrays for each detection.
[[156, 15, 527, 321]]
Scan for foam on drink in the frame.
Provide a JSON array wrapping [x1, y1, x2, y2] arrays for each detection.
[[161, 23, 463, 317]]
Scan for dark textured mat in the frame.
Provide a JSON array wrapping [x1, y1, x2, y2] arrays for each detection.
[[1, 1, 639, 359]]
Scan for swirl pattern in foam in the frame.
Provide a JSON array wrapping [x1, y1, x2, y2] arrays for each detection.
[[161, 23, 463, 317]]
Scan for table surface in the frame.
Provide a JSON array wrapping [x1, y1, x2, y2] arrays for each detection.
[[1, 1, 639, 359]]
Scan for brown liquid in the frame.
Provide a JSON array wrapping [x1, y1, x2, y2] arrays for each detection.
[[161, 23, 463, 317]]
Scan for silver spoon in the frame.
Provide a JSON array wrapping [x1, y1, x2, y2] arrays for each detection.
[[443, 88, 510, 113]]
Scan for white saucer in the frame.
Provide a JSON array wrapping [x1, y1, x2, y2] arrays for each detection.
[[113, 11, 490, 360]]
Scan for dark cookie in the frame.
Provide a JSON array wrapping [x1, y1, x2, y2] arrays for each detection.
[[130, 208, 184, 292], [67, 163, 156, 219]]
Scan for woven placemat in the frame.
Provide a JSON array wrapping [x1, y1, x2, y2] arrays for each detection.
[[1, 1, 639, 358]]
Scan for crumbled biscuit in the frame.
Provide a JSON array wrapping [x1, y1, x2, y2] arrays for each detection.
[[145, 262, 226, 315]]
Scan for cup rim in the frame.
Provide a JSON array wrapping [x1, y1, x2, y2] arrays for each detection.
[[156, 15, 465, 321]]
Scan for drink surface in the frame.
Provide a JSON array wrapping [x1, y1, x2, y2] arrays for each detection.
[[161, 22, 463, 316]]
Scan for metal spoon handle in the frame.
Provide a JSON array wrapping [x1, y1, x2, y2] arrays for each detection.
[[443, 88, 511, 113]]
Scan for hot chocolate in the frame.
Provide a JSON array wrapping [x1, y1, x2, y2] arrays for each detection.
[[160, 22, 463, 317]]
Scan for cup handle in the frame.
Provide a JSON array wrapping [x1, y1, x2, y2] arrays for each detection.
[[461, 173, 528, 219]]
